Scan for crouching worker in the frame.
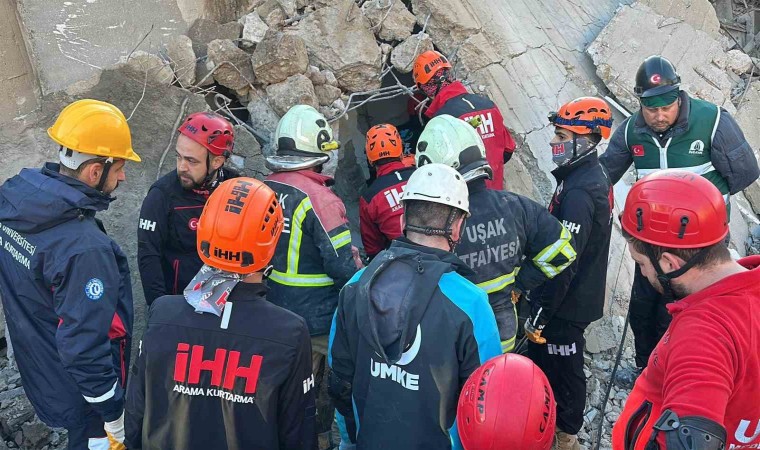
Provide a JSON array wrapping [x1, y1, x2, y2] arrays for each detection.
[[125, 178, 317, 450]]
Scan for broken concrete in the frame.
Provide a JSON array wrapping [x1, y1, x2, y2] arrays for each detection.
[[251, 31, 309, 85], [639, 0, 721, 39], [735, 80, 760, 214], [315, 84, 342, 106], [241, 11, 269, 45], [164, 35, 197, 87], [588, 3, 736, 113], [0, 0, 38, 122], [455, 33, 502, 75], [361, 0, 416, 43], [726, 49, 753, 74], [391, 32, 433, 73], [207, 39, 255, 91], [230, 125, 270, 179], [187, 19, 242, 58], [410, 0, 481, 56], [124, 52, 175, 85], [288, 0, 382, 92], [256, 0, 287, 29], [246, 89, 281, 153], [265, 74, 318, 116], [307, 65, 327, 86]]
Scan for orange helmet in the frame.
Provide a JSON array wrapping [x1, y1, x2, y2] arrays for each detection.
[[197, 178, 284, 274], [549, 97, 613, 139], [413, 50, 452, 86], [365, 124, 403, 164]]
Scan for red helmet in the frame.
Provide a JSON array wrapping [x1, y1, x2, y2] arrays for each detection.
[[457, 354, 556, 450], [621, 170, 728, 248], [178, 112, 235, 156]]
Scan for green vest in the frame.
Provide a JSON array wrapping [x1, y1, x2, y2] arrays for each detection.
[[625, 97, 730, 198]]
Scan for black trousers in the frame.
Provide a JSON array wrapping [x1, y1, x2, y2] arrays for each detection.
[[66, 408, 106, 450], [528, 319, 589, 435], [629, 264, 672, 368]]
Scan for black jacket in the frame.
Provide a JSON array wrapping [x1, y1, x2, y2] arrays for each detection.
[[137, 169, 239, 305], [125, 283, 316, 450], [531, 152, 613, 325], [328, 238, 501, 449]]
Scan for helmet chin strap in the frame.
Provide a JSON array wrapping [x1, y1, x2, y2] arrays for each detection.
[[404, 207, 464, 252], [190, 153, 224, 191], [95, 158, 114, 193], [644, 245, 708, 301]]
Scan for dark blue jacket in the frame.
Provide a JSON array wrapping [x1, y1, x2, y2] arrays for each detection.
[[0, 163, 132, 428], [328, 238, 500, 450]]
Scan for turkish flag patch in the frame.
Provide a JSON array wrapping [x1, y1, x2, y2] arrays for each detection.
[[632, 145, 645, 157]]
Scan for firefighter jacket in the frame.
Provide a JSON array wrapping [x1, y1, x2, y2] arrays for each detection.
[[138, 168, 239, 305], [328, 238, 501, 450], [612, 256, 760, 450], [455, 178, 576, 352], [426, 81, 517, 190], [125, 283, 316, 450], [264, 170, 357, 336], [600, 91, 759, 199], [0, 163, 132, 428], [359, 161, 415, 258], [530, 152, 614, 326]]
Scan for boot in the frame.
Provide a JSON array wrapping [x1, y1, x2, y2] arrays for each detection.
[[613, 366, 643, 390], [553, 431, 581, 450]]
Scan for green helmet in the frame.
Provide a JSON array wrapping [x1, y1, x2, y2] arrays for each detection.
[[415, 114, 492, 182], [266, 105, 340, 172]]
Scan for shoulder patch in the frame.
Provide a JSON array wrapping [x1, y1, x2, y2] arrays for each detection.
[[85, 278, 105, 301]]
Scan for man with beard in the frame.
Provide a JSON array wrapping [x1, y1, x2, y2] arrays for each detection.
[[0, 99, 141, 449], [138, 112, 239, 305], [600, 55, 759, 385], [612, 170, 760, 450]]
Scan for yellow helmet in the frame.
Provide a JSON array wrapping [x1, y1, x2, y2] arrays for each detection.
[[48, 99, 141, 166]]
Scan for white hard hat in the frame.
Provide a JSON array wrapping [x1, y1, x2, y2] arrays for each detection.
[[401, 163, 470, 216], [416, 114, 492, 182]]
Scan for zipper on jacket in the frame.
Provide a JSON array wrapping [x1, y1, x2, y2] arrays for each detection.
[[119, 338, 127, 387], [625, 399, 653, 450], [173, 259, 180, 294]]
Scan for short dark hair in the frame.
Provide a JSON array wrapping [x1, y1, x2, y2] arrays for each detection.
[[621, 227, 731, 269], [404, 199, 464, 231]]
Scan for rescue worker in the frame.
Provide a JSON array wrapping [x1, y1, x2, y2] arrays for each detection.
[[415, 114, 577, 352], [328, 163, 501, 450], [359, 124, 415, 259], [599, 55, 760, 384], [525, 97, 615, 450], [138, 111, 239, 305], [612, 170, 760, 450], [263, 104, 359, 447], [413, 50, 516, 190], [0, 99, 141, 449], [125, 178, 316, 450], [457, 354, 556, 450]]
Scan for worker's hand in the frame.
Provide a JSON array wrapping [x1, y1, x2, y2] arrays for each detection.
[[351, 246, 364, 269], [104, 412, 126, 450], [524, 317, 546, 345], [510, 287, 523, 305]]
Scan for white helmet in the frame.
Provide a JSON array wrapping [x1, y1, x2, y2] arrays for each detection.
[[266, 105, 340, 172], [401, 163, 470, 216], [415, 114, 492, 182]]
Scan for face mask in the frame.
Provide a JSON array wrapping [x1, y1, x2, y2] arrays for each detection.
[[550, 136, 597, 167]]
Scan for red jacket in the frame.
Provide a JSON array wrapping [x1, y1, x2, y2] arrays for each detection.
[[359, 161, 414, 258], [425, 82, 516, 190], [612, 256, 760, 450]]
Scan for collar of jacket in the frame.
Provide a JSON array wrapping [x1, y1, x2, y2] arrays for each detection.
[[392, 237, 475, 276], [425, 81, 469, 118], [551, 149, 601, 181], [666, 256, 760, 316], [290, 168, 335, 187], [467, 178, 489, 195], [42, 162, 115, 210], [230, 281, 269, 302], [634, 90, 691, 139], [375, 160, 411, 177]]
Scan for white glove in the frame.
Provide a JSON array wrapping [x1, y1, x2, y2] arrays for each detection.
[[104, 411, 125, 444]]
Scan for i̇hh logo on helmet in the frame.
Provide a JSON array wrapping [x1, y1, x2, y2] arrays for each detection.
[[85, 278, 105, 301]]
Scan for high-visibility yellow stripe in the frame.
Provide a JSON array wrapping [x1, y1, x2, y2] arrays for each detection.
[[330, 230, 351, 250], [476, 268, 518, 294], [269, 270, 335, 287], [287, 198, 313, 274], [533, 227, 576, 278]]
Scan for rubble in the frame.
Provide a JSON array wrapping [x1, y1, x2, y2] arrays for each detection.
[[265, 74, 318, 116], [639, 0, 721, 38], [246, 89, 282, 153], [288, 0, 382, 92], [362, 0, 417, 42], [455, 33, 502, 75], [256, 0, 288, 29], [410, 0, 481, 55], [585, 316, 625, 354], [728, 83, 760, 215], [165, 35, 197, 87], [315, 84, 343, 106], [241, 12, 270, 46], [186, 19, 243, 58], [123, 52, 174, 85], [307, 66, 327, 86], [587, 3, 736, 113], [207, 39, 256, 92], [390, 33, 434, 73], [230, 125, 270, 179], [726, 49, 753, 74], [251, 31, 309, 85]]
